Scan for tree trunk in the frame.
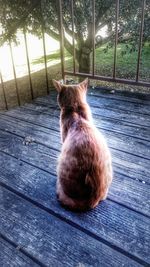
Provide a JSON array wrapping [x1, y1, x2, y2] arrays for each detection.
[[78, 47, 91, 74]]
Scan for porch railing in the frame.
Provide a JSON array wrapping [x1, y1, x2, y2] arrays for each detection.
[[0, 0, 149, 110], [59, 0, 150, 87]]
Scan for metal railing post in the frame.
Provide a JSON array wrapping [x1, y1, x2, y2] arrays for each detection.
[[0, 70, 8, 109], [23, 29, 34, 100], [58, 0, 65, 82], [136, 0, 145, 82], [71, 0, 76, 74], [57, 0, 150, 87], [113, 0, 119, 79], [9, 41, 21, 106], [42, 28, 49, 94], [92, 0, 95, 76]]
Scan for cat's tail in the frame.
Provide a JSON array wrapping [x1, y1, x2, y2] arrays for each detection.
[[57, 174, 105, 211], [57, 188, 90, 211], [85, 173, 104, 209]]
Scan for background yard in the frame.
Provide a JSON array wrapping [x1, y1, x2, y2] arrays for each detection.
[[0, 32, 150, 110]]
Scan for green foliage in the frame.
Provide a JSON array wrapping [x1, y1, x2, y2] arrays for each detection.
[[32, 51, 61, 65], [95, 43, 150, 79], [32, 42, 150, 81], [0, 0, 149, 72], [0, 1, 149, 44]]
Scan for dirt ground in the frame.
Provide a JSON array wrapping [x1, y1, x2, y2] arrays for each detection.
[[0, 63, 61, 110], [0, 63, 150, 110]]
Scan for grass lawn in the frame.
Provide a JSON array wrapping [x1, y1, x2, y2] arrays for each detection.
[[95, 43, 150, 81], [32, 42, 150, 82], [0, 42, 149, 110]]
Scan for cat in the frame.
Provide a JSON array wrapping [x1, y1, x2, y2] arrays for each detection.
[[52, 78, 113, 211]]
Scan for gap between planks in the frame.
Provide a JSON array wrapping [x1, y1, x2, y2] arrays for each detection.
[[1, 112, 150, 162], [0, 145, 149, 218], [0, 184, 149, 267], [0, 114, 149, 184], [19, 104, 150, 143]]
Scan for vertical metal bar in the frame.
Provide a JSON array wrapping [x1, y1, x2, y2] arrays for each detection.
[[0, 70, 8, 109], [23, 29, 34, 100], [9, 41, 21, 106], [58, 0, 65, 82], [71, 0, 76, 73], [92, 0, 95, 76], [42, 28, 49, 94], [113, 0, 119, 79], [136, 0, 145, 82]]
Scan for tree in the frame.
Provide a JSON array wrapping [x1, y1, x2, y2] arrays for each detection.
[[0, 0, 149, 74]]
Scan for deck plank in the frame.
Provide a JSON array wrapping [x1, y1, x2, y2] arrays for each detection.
[[24, 102, 150, 141], [34, 90, 150, 116], [0, 187, 143, 267], [88, 87, 150, 103], [0, 237, 39, 267], [1, 107, 150, 160], [38, 86, 150, 105], [0, 131, 149, 216], [0, 88, 150, 266], [88, 95, 150, 116], [0, 153, 150, 264], [0, 116, 149, 184], [35, 91, 150, 117], [35, 98, 150, 127]]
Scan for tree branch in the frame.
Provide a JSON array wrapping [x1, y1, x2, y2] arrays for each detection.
[[95, 6, 111, 30], [45, 27, 79, 59], [63, 22, 78, 40], [95, 18, 112, 35], [45, 27, 59, 41], [95, 33, 113, 48]]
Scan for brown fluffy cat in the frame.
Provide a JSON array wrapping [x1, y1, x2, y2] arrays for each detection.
[[53, 78, 113, 211]]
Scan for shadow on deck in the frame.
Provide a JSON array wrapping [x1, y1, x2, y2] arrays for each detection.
[[0, 87, 150, 266]]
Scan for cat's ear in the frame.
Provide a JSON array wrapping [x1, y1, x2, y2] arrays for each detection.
[[52, 79, 62, 92], [79, 78, 89, 91]]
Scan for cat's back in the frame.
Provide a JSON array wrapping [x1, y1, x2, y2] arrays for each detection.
[[62, 117, 109, 161], [58, 117, 112, 200]]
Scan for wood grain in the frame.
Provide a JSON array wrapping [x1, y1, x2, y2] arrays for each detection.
[[1, 107, 150, 160], [0, 187, 143, 267], [0, 237, 39, 267], [0, 88, 150, 266], [0, 132, 149, 216], [0, 153, 150, 264]]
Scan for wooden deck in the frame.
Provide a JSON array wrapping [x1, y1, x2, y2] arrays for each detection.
[[0, 87, 150, 267]]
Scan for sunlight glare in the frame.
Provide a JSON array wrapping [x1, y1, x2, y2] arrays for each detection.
[[0, 31, 60, 82]]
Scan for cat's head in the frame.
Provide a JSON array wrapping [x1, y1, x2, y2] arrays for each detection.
[[52, 78, 88, 108]]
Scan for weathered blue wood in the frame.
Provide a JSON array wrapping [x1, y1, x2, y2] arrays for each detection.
[[0, 116, 149, 184], [35, 97, 150, 127], [89, 86, 150, 103], [35, 89, 150, 110], [0, 237, 39, 267], [0, 88, 150, 266], [0, 152, 150, 264], [0, 187, 143, 267], [1, 107, 150, 160], [88, 95, 150, 116], [24, 102, 150, 141], [39, 86, 150, 104], [0, 131, 149, 215], [35, 89, 150, 116]]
